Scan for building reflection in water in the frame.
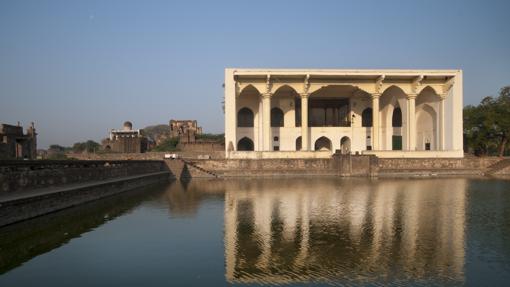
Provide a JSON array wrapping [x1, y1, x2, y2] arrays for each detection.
[[223, 178, 467, 285], [161, 179, 226, 217]]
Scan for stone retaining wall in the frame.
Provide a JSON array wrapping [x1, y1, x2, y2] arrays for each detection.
[[39, 154, 510, 179], [0, 160, 167, 194], [0, 172, 169, 227], [69, 151, 225, 160], [193, 158, 336, 176], [189, 155, 378, 177], [378, 157, 500, 170]]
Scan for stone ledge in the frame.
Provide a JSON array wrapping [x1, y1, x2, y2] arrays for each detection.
[[0, 171, 171, 227]]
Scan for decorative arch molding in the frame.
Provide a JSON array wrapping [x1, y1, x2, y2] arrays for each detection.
[[237, 83, 263, 97], [416, 86, 442, 107], [416, 85, 441, 96], [417, 103, 437, 118], [380, 86, 408, 117], [381, 84, 410, 96], [272, 83, 301, 95]]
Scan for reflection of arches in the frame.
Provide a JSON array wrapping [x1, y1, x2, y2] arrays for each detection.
[[237, 137, 254, 151], [392, 107, 402, 127], [362, 108, 372, 127], [295, 136, 302, 151], [340, 136, 351, 154], [314, 136, 332, 151], [416, 104, 437, 150], [271, 107, 284, 127], [237, 107, 254, 127]]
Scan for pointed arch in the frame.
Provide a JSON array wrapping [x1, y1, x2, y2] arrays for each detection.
[[380, 85, 408, 150], [417, 85, 440, 96], [272, 84, 299, 96], [237, 137, 254, 151], [362, 108, 373, 127], [238, 84, 261, 97], [416, 86, 441, 106], [271, 107, 284, 127], [416, 104, 437, 151], [314, 136, 332, 151], [295, 136, 302, 151], [392, 107, 402, 127], [340, 136, 351, 154], [381, 84, 408, 96], [237, 107, 254, 127]]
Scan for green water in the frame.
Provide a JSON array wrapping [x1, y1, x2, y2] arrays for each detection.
[[1, 177, 510, 286]]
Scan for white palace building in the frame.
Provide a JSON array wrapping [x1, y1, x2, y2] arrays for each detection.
[[224, 68, 463, 159]]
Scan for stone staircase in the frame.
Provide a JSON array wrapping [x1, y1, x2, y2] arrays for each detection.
[[178, 158, 219, 178], [485, 158, 510, 175]]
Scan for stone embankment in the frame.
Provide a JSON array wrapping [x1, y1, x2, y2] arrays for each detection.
[[69, 152, 510, 178], [484, 158, 510, 175], [184, 155, 507, 178], [0, 160, 171, 226]]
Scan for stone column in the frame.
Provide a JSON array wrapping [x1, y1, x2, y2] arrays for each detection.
[[407, 94, 417, 150], [439, 94, 446, 150], [300, 93, 309, 151], [371, 94, 380, 150], [262, 93, 272, 151]]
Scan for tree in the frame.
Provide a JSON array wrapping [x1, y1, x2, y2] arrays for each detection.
[[72, 140, 101, 153], [464, 86, 510, 156], [48, 144, 70, 152], [152, 137, 180, 152], [494, 87, 510, 156]]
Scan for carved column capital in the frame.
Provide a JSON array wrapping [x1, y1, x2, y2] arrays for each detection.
[[439, 93, 447, 100], [407, 93, 417, 100], [261, 92, 272, 99], [299, 93, 310, 99], [370, 93, 381, 100]]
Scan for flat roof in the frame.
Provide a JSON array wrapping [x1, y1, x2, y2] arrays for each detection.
[[229, 68, 460, 77]]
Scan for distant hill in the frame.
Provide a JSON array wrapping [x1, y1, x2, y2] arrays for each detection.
[[142, 124, 170, 143]]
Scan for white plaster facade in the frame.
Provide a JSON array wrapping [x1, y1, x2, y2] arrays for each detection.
[[224, 69, 463, 158]]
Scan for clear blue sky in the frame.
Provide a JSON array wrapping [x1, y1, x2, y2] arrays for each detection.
[[1, 0, 509, 148]]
